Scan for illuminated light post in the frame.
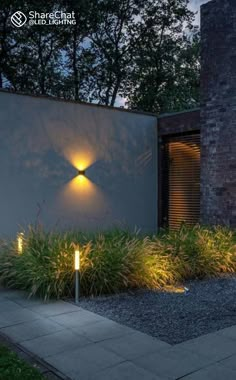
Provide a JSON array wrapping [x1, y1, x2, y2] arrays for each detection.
[[17, 232, 24, 254], [75, 249, 80, 303]]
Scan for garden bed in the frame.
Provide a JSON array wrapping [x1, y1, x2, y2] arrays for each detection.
[[78, 276, 236, 344], [1, 225, 236, 345]]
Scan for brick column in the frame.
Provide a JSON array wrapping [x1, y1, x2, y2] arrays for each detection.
[[200, 0, 236, 226]]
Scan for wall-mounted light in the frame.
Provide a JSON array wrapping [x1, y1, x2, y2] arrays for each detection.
[[78, 169, 86, 177], [17, 232, 24, 254], [74, 249, 80, 303]]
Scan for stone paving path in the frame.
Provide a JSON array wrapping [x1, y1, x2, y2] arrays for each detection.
[[1, 289, 236, 379]]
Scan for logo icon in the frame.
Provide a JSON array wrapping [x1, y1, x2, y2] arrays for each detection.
[[11, 11, 27, 27]]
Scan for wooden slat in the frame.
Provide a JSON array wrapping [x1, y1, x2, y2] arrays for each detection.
[[163, 133, 200, 229]]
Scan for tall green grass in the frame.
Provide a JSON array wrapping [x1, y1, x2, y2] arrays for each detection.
[[0, 225, 235, 299]]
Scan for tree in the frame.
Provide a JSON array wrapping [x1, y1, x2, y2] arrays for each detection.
[[0, 0, 26, 88], [124, 0, 200, 113], [59, 0, 98, 101], [0, 0, 200, 112], [87, 0, 144, 106], [0, 0, 63, 95]]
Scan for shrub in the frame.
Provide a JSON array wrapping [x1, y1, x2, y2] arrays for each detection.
[[159, 225, 236, 278], [0, 227, 75, 299], [0, 225, 235, 299], [0, 227, 176, 299]]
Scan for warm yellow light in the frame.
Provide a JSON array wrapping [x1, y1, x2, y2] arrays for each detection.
[[63, 147, 95, 173], [58, 174, 107, 217], [75, 250, 80, 270], [164, 285, 186, 294], [17, 233, 24, 254]]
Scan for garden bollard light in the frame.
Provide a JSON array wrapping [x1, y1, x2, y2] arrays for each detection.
[[75, 249, 80, 303], [17, 232, 24, 254]]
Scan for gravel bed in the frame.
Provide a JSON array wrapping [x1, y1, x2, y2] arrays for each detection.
[[78, 276, 236, 344]]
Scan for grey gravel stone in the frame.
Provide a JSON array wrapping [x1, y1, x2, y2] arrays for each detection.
[[77, 277, 236, 344]]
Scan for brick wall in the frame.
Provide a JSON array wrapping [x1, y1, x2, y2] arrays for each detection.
[[200, 0, 236, 227], [158, 109, 200, 136]]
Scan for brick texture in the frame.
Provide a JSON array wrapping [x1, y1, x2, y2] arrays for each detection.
[[158, 109, 200, 136], [200, 0, 236, 227]]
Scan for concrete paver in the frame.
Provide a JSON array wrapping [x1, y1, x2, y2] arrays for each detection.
[[71, 319, 134, 343], [216, 325, 236, 340], [0, 308, 41, 328], [45, 344, 125, 380], [218, 353, 236, 372], [50, 309, 106, 329], [176, 332, 236, 361], [1, 288, 236, 380], [1, 318, 65, 343], [181, 363, 236, 380], [21, 329, 91, 358], [29, 301, 81, 317], [97, 330, 170, 359], [0, 299, 24, 312], [0, 289, 28, 299], [132, 345, 212, 379], [91, 361, 168, 380]]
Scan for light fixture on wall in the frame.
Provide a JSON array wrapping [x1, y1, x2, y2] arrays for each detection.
[[78, 169, 86, 177]]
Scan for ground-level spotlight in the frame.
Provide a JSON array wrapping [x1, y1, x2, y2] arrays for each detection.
[[75, 249, 80, 303], [17, 232, 24, 254]]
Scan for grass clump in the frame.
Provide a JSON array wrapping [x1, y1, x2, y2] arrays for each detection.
[[0, 344, 45, 380], [160, 225, 236, 279], [0, 225, 235, 299]]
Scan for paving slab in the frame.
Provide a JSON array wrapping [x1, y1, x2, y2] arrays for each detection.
[[176, 332, 236, 361], [97, 330, 170, 359], [50, 309, 106, 329], [181, 363, 236, 380], [0, 308, 42, 328], [92, 361, 167, 380], [0, 289, 28, 299], [46, 343, 125, 380], [218, 353, 236, 371], [216, 325, 236, 340], [0, 299, 24, 313], [1, 318, 65, 343], [132, 346, 212, 379], [0, 293, 7, 301], [1, 288, 236, 379], [71, 319, 134, 343], [11, 296, 51, 308], [21, 329, 91, 358], [30, 301, 81, 317]]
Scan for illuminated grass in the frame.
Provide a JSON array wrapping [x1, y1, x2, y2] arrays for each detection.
[[0, 225, 235, 299]]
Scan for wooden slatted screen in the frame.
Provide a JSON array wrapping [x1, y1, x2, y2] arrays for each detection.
[[162, 133, 200, 229]]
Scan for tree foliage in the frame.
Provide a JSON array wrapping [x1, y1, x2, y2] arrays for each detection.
[[0, 0, 200, 113]]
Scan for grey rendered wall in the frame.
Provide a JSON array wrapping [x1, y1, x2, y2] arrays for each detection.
[[0, 92, 157, 237]]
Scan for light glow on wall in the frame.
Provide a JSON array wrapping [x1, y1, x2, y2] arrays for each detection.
[[64, 147, 96, 173], [58, 165, 107, 217], [55, 139, 109, 218]]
